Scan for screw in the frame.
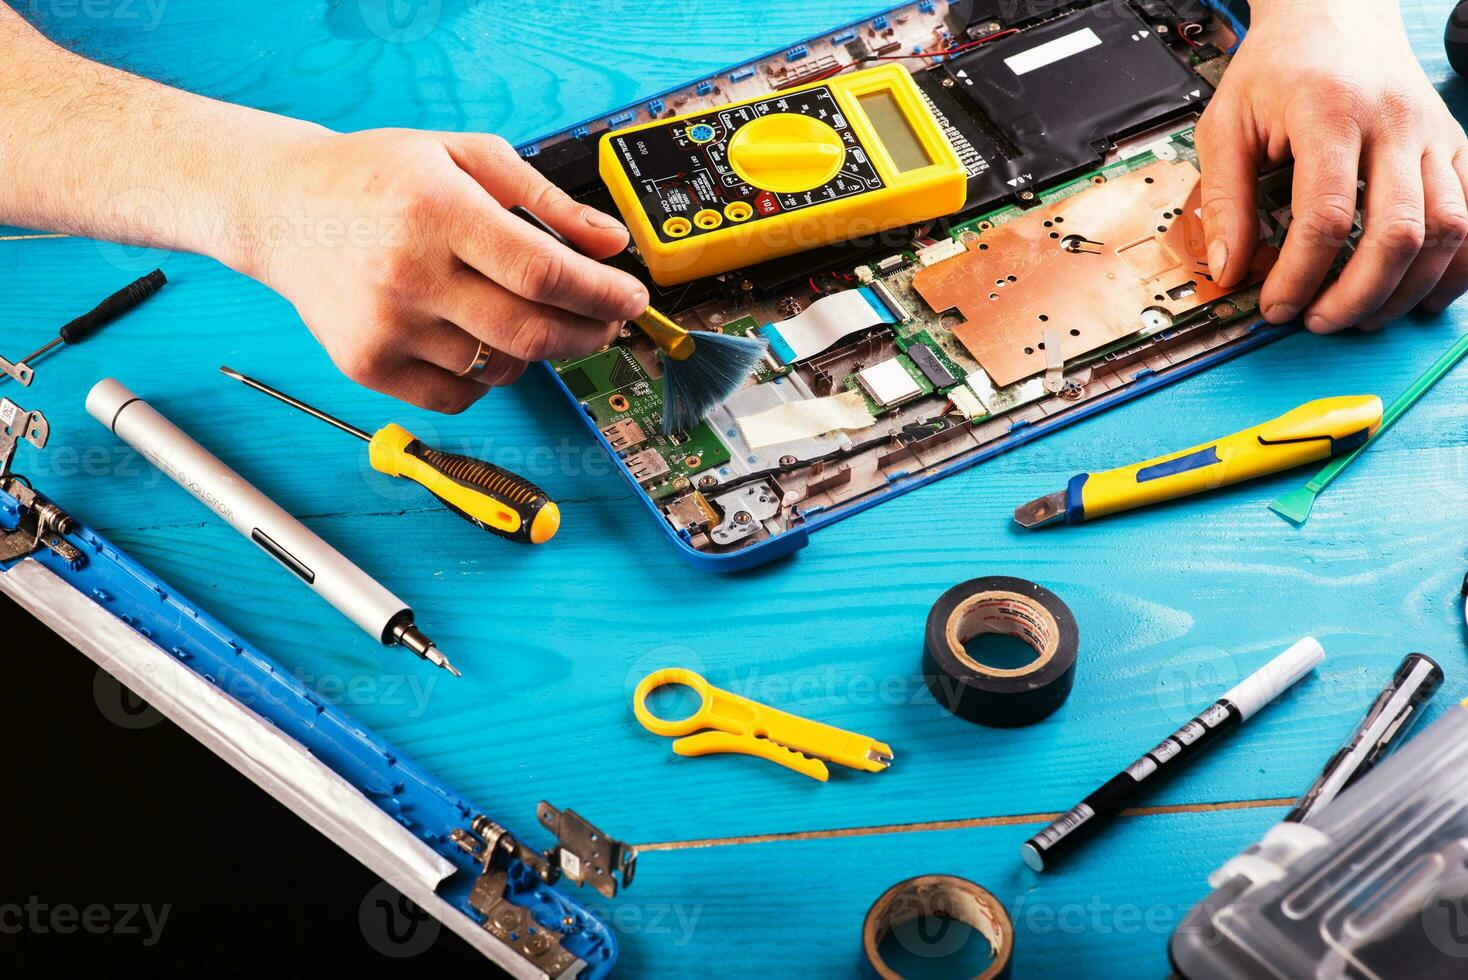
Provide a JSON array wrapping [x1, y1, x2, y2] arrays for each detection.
[[493, 905, 527, 932], [734, 511, 752, 525], [779, 454, 797, 466]]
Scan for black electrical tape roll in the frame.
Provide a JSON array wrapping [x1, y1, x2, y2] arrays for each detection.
[[861, 875, 1014, 980], [923, 576, 1078, 727]]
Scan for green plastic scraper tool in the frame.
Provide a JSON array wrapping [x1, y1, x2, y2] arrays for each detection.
[[1268, 330, 1468, 525]]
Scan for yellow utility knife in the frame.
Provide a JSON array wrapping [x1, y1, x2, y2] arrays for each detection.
[[633, 668, 893, 782], [1014, 395, 1383, 529]]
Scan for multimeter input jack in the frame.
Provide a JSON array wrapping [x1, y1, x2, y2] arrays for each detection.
[[694, 209, 724, 230], [662, 216, 693, 238], [724, 201, 753, 222]]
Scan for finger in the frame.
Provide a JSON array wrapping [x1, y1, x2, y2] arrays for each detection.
[[347, 355, 488, 415], [410, 319, 530, 388], [1303, 144, 1424, 333], [1422, 144, 1468, 313], [1357, 149, 1468, 329], [446, 133, 631, 259], [432, 267, 620, 362], [1260, 126, 1362, 325], [1195, 102, 1261, 288], [445, 172, 648, 322]]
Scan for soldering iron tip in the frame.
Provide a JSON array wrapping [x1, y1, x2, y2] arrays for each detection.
[[218, 365, 244, 381]]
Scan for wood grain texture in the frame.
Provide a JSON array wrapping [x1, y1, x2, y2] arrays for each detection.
[[5, 1, 1468, 975]]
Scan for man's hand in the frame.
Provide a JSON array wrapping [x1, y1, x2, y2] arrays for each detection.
[[0, 8, 649, 413], [1196, 0, 1468, 333], [248, 130, 648, 413]]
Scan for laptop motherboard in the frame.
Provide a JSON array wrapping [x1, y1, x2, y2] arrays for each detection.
[[522, 0, 1293, 559]]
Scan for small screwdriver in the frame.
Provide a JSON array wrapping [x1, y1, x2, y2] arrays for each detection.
[[1, 269, 167, 386], [219, 367, 561, 544]]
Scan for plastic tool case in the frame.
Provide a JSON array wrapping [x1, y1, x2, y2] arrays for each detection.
[[1170, 703, 1468, 979]]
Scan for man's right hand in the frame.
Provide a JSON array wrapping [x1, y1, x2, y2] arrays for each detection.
[[247, 129, 649, 413]]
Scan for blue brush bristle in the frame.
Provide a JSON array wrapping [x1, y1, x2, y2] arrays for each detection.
[[661, 330, 768, 434]]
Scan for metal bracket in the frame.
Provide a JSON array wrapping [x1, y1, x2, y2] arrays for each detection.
[[0, 403, 80, 566], [452, 802, 637, 900], [1042, 329, 1066, 394], [466, 867, 583, 978], [0, 398, 48, 478], [0, 480, 82, 566], [0, 355, 34, 386], [536, 803, 637, 899]]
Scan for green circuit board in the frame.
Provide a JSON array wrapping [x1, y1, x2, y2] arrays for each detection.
[[550, 128, 1283, 515], [554, 346, 730, 500]]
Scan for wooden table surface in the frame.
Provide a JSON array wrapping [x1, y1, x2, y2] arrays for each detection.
[[7, 1, 1467, 975]]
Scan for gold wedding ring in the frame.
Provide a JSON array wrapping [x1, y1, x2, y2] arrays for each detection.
[[459, 340, 493, 378]]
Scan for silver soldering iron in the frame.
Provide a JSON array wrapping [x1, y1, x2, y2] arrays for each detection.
[[86, 378, 461, 678]]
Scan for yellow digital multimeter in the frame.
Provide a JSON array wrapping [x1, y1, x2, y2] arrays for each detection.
[[598, 64, 968, 286]]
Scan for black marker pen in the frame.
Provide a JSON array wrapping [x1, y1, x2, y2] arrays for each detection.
[[1022, 637, 1325, 872]]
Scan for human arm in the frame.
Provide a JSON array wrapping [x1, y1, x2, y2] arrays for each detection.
[[0, 5, 648, 411]]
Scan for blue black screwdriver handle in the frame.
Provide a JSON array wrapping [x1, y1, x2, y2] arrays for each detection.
[[58, 269, 167, 345]]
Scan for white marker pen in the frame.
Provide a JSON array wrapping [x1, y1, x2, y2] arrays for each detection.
[[1022, 637, 1325, 871]]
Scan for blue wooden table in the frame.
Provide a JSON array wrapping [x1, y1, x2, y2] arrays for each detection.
[[7, 2, 1467, 975]]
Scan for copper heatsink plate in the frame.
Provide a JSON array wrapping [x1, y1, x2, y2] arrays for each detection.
[[912, 159, 1277, 387]]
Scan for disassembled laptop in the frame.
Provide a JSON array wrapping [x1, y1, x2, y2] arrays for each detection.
[[524, 0, 1308, 564]]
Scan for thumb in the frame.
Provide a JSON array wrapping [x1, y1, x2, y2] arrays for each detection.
[[1194, 105, 1261, 289]]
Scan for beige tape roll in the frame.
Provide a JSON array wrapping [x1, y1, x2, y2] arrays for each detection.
[[861, 874, 1014, 979]]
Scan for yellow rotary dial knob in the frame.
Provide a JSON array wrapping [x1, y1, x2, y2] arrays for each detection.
[[727, 114, 847, 195]]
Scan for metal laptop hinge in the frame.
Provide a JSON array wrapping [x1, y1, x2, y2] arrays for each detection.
[[451, 805, 635, 979], [451, 802, 637, 900], [0, 401, 81, 567], [0, 480, 83, 566]]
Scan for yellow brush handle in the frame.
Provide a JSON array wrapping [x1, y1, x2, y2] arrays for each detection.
[[368, 424, 560, 544], [633, 309, 696, 361], [1068, 395, 1383, 522]]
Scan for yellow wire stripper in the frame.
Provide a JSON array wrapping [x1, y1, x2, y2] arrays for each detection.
[[633, 668, 894, 782]]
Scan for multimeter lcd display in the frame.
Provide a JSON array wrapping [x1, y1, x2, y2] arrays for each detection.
[[598, 64, 967, 285], [857, 91, 933, 173]]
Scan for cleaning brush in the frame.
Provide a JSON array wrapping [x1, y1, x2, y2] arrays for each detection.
[[510, 206, 766, 433], [630, 307, 766, 433]]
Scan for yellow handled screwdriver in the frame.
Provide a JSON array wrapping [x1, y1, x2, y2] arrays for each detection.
[[220, 366, 560, 544]]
